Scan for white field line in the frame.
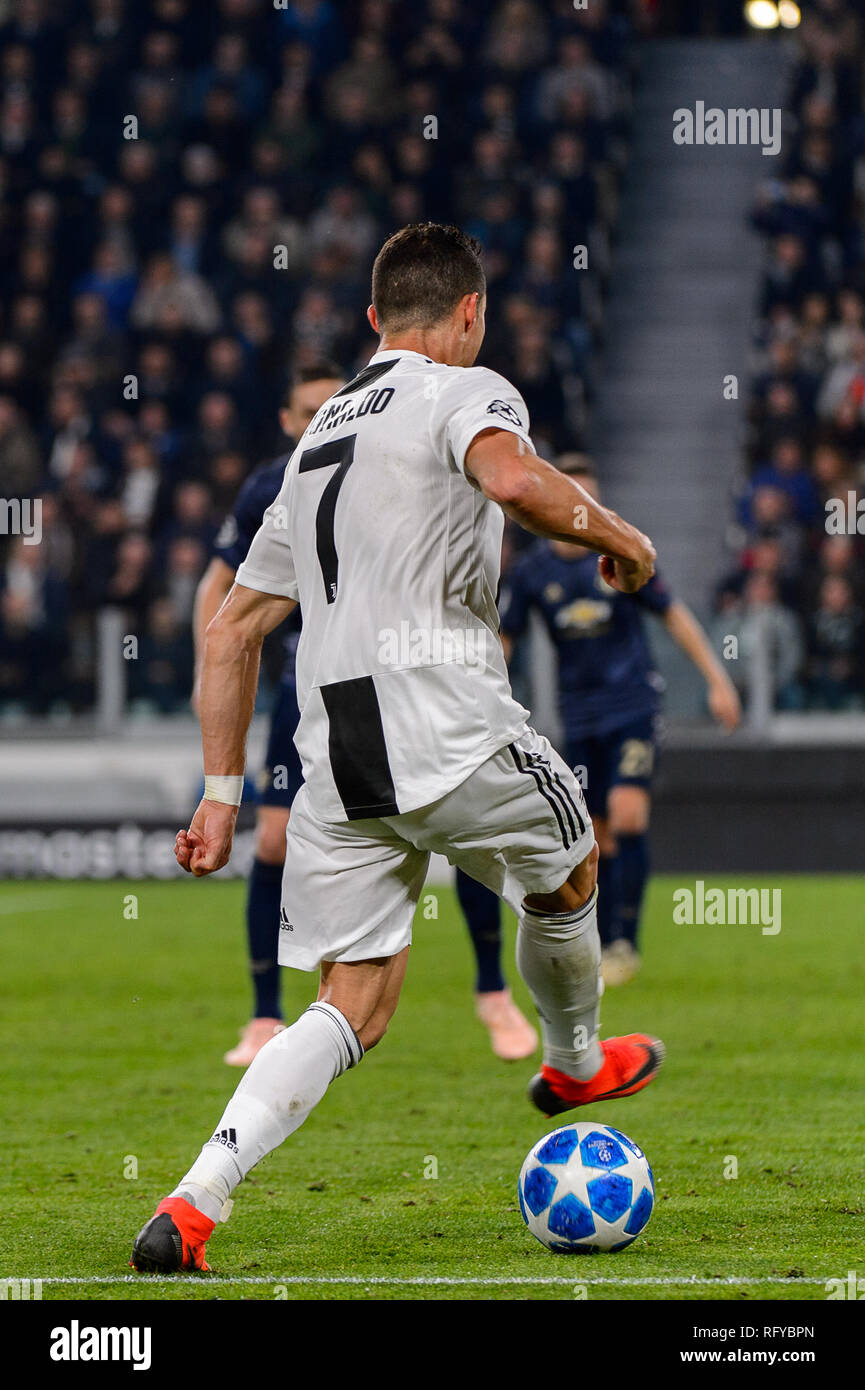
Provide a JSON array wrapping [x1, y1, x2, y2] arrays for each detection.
[[29, 1275, 832, 1288]]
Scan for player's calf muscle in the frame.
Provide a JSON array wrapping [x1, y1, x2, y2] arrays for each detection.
[[317, 950, 408, 1048], [356, 1006, 392, 1050]]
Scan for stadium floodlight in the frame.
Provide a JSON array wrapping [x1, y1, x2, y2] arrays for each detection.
[[744, 1, 781, 28], [778, 1, 802, 26]]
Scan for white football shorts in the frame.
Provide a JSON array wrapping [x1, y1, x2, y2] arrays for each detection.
[[278, 726, 594, 971]]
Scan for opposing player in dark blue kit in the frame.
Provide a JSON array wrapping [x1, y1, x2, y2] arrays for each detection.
[[194, 361, 538, 1064], [193, 363, 345, 1065], [498, 456, 741, 985]]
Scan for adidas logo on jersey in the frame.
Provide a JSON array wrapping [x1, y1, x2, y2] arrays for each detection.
[[279, 906, 294, 932]]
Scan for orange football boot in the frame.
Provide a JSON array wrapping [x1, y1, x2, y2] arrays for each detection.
[[130, 1196, 215, 1272], [529, 1033, 665, 1115]]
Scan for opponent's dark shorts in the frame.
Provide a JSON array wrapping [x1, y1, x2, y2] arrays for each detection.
[[565, 712, 659, 820], [256, 680, 304, 809]]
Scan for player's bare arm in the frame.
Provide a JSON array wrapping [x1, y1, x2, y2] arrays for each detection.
[[191, 556, 236, 714], [662, 600, 742, 731], [176, 582, 297, 877], [465, 428, 656, 593]]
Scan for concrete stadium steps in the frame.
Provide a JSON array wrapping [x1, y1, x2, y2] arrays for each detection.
[[588, 37, 787, 714]]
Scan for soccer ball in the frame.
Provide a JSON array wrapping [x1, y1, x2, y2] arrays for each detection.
[[518, 1122, 654, 1253]]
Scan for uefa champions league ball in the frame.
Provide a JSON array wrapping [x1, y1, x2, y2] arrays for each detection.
[[518, 1122, 654, 1253]]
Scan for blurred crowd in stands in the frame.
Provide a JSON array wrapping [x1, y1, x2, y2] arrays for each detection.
[[716, 0, 865, 711], [0, 0, 640, 716], [6, 0, 857, 723]]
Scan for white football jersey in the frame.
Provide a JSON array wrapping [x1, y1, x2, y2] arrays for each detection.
[[236, 348, 532, 822]]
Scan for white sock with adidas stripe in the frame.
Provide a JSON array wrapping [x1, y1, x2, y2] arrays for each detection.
[[516, 890, 603, 1081], [170, 1002, 363, 1223]]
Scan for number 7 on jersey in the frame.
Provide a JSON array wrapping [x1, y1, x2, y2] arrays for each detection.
[[298, 434, 357, 604]]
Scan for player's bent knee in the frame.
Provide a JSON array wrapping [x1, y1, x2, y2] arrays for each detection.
[[524, 843, 599, 916], [254, 810, 290, 865], [609, 789, 650, 838], [569, 841, 599, 902], [614, 811, 649, 837], [255, 837, 287, 866]]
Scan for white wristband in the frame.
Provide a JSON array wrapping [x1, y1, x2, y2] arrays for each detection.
[[204, 775, 244, 806]]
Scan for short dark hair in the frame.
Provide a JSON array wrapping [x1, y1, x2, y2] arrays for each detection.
[[283, 359, 344, 407], [371, 223, 485, 331]]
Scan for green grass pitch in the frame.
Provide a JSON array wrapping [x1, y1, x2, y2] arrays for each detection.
[[1, 875, 862, 1302]]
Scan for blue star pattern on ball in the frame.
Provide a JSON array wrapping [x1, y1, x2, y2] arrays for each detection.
[[587, 1173, 633, 1223], [522, 1163, 558, 1217], [518, 1122, 655, 1253], [579, 1130, 629, 1170], [536, 1128, 582, 1165], [548, 1192, 596, 1241]]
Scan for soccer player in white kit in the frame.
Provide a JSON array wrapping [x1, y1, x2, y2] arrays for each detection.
[[132, 224, 663, 1272]]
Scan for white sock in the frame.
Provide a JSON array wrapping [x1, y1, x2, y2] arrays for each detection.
[[170, 1002, 363, 1222], [516, 890, 603, 1081]]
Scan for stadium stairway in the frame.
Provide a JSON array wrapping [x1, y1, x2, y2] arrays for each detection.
[[589, 37, 786, 717]]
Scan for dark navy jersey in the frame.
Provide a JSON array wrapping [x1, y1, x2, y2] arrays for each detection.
[[499, 541, 672, 738], [212, 450, 301, 683]]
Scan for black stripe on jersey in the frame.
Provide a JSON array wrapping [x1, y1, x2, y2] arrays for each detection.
[[321, 676, 399, 819], [332, 359, 398, 397], [508, 744, 571, 850]]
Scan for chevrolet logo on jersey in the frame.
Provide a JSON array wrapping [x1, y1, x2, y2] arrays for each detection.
[[554, 597, 613, 635]]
